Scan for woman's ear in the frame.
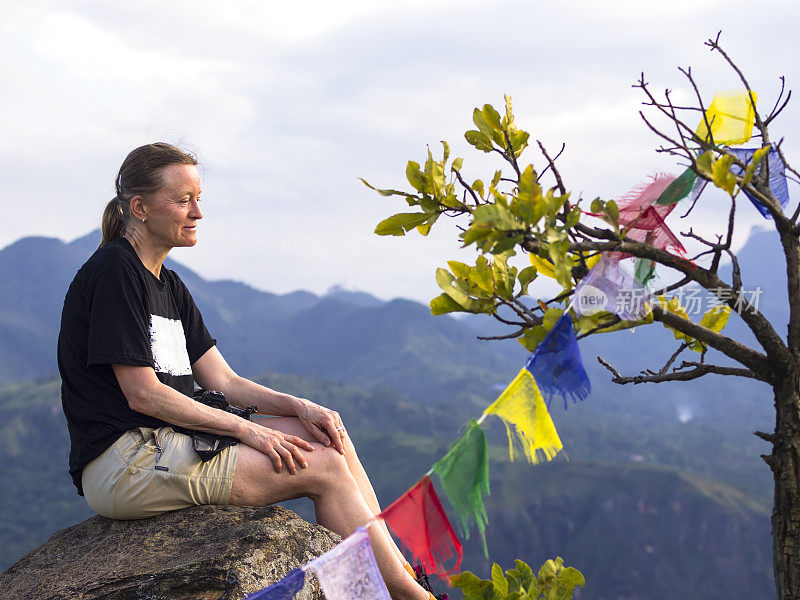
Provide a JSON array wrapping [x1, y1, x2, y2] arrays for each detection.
[[129, 195, 148, 223]]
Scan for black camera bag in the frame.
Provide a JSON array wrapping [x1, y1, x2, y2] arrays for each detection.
[[191, 389, 258, 462]]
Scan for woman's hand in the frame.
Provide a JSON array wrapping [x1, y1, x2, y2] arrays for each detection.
[[296, 400, 346, 455], [239, 422, 314, 475]]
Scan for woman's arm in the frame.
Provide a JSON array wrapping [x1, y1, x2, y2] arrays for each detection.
[[112, 363, 313, 474], [191, 346, 305, 416], [191, 346, 346, 453]]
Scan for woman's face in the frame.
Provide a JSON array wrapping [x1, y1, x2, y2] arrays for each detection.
[[142, 163, 203, 250]]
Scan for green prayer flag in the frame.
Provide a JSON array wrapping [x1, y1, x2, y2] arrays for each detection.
[[432, 419, 490, 555], [634, 257, 656, 287], [655, 167, 697, 206]]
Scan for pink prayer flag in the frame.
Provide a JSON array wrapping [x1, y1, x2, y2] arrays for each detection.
[[615, 174, 686, 257]]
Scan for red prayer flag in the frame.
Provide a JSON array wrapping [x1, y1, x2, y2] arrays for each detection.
[[378, 476, 462, 577]]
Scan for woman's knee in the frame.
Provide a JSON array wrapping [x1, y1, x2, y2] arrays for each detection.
[[306, 445, 357, 494]]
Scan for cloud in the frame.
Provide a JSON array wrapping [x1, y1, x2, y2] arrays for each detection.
[[1, 0, 798, 302]]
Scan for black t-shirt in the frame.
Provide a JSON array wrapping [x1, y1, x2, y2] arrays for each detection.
[[57, 237, 215, 495]]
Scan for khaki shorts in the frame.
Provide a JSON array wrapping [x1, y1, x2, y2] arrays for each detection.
[[82, 426, 238, 520]]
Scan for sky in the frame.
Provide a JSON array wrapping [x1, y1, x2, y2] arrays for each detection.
[[2, 0, 799, 303]]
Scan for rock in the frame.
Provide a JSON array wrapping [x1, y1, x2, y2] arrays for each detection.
[[0, 505, 341, 600]]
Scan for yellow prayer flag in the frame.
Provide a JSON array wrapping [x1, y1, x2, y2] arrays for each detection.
[[482, 369, 563, 463], [695, 90, 757, 146]]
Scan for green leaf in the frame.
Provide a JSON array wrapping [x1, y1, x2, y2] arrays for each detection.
[[406, 161, 426, 192], [441, 140, 450, 164], [515, 164, 545, 225], [513, 559, 535, 589], [436, 268, 479, 310], [430, 293, 464, 315], [492, 563, 509, 596], [416, 213, 439, 236], [543, 308, 564, 331], [473, 108, 494, 140], [742, 145, 771, 187], [518, 327, 544, 352], [420, 196, 439, 213], [482, 104, 502, 131], [604, 200, 619, 229], [510, 130, 530, 157], [472, 179, 485, 198], [447, 260, 471, 280], [473, 202, 522, 231], [425, 148, 446, 194], [491, 170, 502, 189], [452, 157, 463, 172], [450, 571, 493, 600], [695, 151, 712, 177], [565, 205, 581, 227], [465, 130, 494, 152], [538, 559, 558, 585], [473, 256, 495, 292], [504, 94, 515, 129], [359, 178, 409, 197], [461, 223, 495, 247], [517, 265, 537, 296], [712, 153, 737, 195], [558, 566, 585, 588], [374, 212, 430, 236]]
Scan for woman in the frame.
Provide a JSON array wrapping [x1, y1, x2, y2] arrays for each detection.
[[57, 143, 441, 600]]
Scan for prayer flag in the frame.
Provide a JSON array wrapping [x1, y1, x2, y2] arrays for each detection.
[[633, 257, 657, 287], [728, 147, 790, 218], [305, 526, 391, 600], [378, 476, 462, 577], [482, 369, 562, 463], [615, 174, 686, 257], [695, 90, 757, 145], [687, 175, 709, 206], [432, 419, 490, 555], [244, 568, 305, 600], [617, 173, 676, 216], [656, 167, 697, 206], [526, 313, 591, 409], [574, 253, 650, 321]]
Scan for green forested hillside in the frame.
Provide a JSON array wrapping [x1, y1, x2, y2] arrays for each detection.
[[0, 374, 772, 599]]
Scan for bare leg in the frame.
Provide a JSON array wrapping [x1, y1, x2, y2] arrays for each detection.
[[258, 417, 409, 567], [228, 429, 428, 600]]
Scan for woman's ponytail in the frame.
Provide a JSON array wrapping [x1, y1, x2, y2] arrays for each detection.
[[100, 197, 125, 247]]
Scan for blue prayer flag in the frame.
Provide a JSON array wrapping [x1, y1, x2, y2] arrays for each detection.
[[244, 568, 305, 600], [525, 313, 591, 409], [728, 147, 790, 218]]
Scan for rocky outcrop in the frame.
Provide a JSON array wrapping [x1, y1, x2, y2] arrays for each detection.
[[0, 505, 340, 600]]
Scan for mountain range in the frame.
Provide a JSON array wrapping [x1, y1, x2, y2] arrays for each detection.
[[0, 227, 786, 598]]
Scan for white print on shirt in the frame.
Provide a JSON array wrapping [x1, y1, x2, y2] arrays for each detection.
[[149, 315, 192, 376]]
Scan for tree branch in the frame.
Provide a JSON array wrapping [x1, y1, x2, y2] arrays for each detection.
[[523, 232, 788, 365], [453, 168, 481, 205], [597, 355, 763, 384], [650, 304, 771, 377]]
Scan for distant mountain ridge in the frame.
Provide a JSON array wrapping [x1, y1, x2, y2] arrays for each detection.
[[0, 230, 513, 397]]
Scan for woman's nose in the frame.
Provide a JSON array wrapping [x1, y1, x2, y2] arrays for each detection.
[[190, 199, 203, 219]]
